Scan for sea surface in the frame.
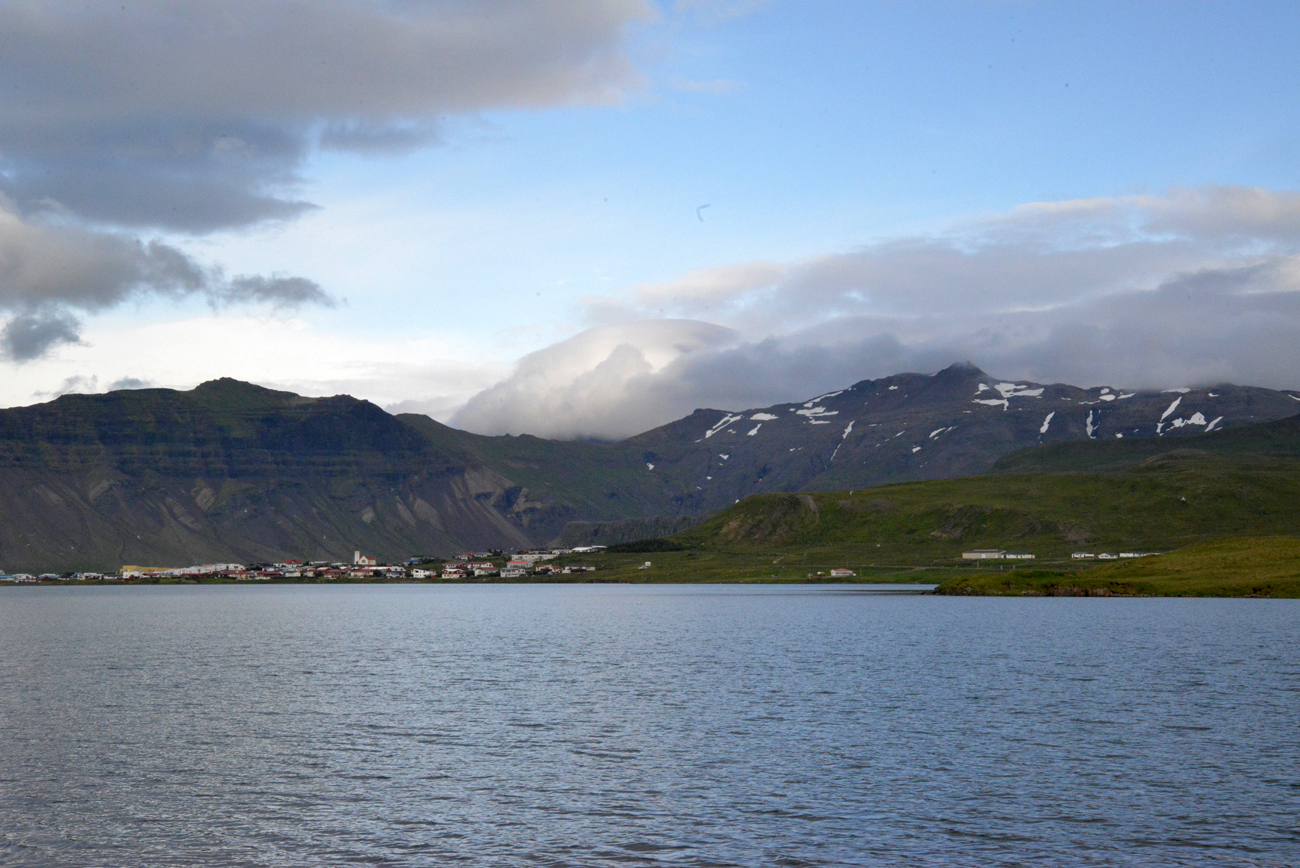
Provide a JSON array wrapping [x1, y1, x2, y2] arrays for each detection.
[[1, 584, 1298, 867]]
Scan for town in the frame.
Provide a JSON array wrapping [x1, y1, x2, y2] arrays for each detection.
[[0, 548, 607, 583], [0, 545, 1164, 584]]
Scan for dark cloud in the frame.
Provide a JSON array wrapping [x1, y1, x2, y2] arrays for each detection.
[[318, 121, 443, 155], [0, 119, 315, 233], [0, 201, 332, 359], [0, 1, 650, 361], [219, 275, 335, 309], [1, 312, 83, 362], [0, 0, 651, 232], [459, 187, 1300, 439]]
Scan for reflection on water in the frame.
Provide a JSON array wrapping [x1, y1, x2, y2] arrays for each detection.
[[1, 584, 1297, 867]]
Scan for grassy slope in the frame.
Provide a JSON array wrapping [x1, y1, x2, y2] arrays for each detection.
[[933, 537, 1300, 597], [685, 453, 1300, 558], [548, 427, 1300, 588]]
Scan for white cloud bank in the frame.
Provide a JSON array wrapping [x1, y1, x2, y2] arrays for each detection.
[[455, 320, 739, 439], [454, 185, 1300, 440]]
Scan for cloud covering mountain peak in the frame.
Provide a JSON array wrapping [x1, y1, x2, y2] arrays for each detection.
[[454, 186, 1300, 440]]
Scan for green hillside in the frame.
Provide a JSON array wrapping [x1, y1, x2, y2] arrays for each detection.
[[933, 537, 1300, 597], [554, 420, 1300, 587]]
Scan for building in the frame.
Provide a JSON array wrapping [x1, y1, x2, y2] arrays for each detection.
[[962, 549, 1007, 560], [1072, 552, 1096, 560], [353, 551, 377, 566], [830, 568, 856, 578]]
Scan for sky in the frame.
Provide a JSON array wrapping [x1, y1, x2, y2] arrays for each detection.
[[3, 0, 1300, 439]]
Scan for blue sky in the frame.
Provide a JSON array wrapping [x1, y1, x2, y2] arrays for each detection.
[[4, 1, 1300, 437]]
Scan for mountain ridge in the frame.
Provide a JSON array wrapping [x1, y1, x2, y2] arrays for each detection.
[[1, 364, 1298, 570]]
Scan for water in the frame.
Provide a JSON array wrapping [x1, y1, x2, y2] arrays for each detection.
[[1, 584, 1298, 867]]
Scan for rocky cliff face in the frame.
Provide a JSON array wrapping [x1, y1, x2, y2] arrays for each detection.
[[1, 366, 1296, 571]]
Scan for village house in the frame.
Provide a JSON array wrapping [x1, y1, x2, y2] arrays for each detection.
[[962, 549, 1007, 560], [962, 550, 1034, 561]]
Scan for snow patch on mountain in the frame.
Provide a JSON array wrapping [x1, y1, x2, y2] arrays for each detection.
[[704, 413, 744, 439], [1156, 397, 1182, 435]]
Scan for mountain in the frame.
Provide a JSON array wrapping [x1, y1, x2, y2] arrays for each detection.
[[548, 415, 1300, 586], [611, 361, 1300, 514], [0, 380, 560, 571], [1, 365, 1298, 571]]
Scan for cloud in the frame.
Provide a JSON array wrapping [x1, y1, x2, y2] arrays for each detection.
[[33, 373, 98, 399], [0, 201, 332, 359], [453, 320, 739, 439], [0, 0, 653, 233], [599, 186, 1300, 331], [29, 373, 153, 400], [1, 312, 83, 362], [218, 275, 334, 310], [108, 377, 153, 391], [456, 186, 1300, 439], [0, 1, 651, 361]]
